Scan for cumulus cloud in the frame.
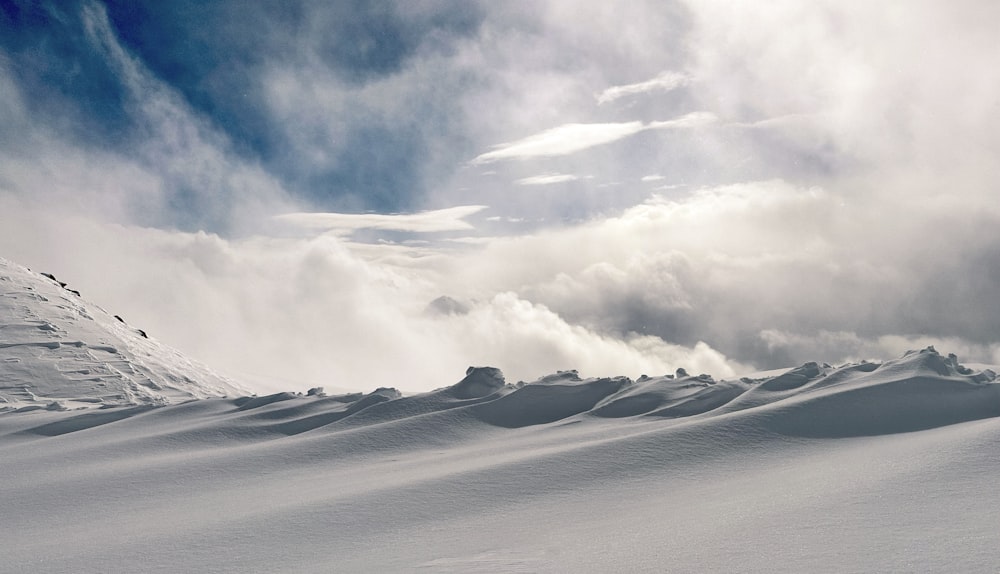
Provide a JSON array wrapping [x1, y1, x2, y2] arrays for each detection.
[[444, 292, 743, 380], [596, 71, 689, 105], [0, 198, 748, 392], [11, 171, 1000, 394], [426, 177, 1000, 370], [686, 1, 1000, 182], [4, 1, 1000, 394]]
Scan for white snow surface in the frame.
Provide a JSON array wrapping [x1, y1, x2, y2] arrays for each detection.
[[0, 257, 246, 410], [2, 258, 1000, 572]]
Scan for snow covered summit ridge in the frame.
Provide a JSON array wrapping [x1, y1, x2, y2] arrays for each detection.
[[3, 254, 998, 439], [0, 257, 248, 411]]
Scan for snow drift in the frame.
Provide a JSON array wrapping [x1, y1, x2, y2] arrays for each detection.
[[2, 256, 999, 572], [5, 342, 995, 439]]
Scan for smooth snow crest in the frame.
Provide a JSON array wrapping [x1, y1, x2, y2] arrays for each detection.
[[3, 254, 1000, 572], [1, 346, 999, 572]]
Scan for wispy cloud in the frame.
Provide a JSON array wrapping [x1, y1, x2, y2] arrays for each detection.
[[646, 112, 717, 130], [274, 205, 488, 235], [515, 174, 580, 186], [472, 112, 715, 164], [79, 2, 294, 232], [472, 122, 644, 164], [596, 71, 689, 105], [5, 1, 1000, 394]]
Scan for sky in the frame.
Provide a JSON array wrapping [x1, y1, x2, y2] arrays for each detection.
[[2, 0, 1000, 393]]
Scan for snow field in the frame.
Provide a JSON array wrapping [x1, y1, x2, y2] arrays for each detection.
[[2, 257, 999, 572]]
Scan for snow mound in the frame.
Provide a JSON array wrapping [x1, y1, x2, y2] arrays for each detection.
[[3, 262, 996, 444], [0, 257, 248, 410], [759, 346, 1000, 437], [445, 366, 507, 399], [473, 371, 632, 428], [1, 254, 995, 442], [2, 344, 999, 572], [592, 373, 748, 418], [317, 347, 988, 435]]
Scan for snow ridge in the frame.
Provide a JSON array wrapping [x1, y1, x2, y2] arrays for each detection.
[[6, 344, 996, 441], [3, 258, 1000, 573], [2, 256, 998, 442]]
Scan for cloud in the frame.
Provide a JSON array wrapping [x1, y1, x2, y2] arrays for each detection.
[[646, 112, 716, 130], [472, 122, 645, 164], [685, 1, 1000, 180], [93, 1, 488, 215], [5, 170, 1000, 396], [596, 70, 689, 104], [0, 198, 749, 393], [5, 1, 1000, 394], [7, 2, 297, 233], [428, 178, 1000, 370], [445, 292, 744, 380], [471, 112, 715, 164], [274, 205, 488, 235], [515, 174, 579, 186]]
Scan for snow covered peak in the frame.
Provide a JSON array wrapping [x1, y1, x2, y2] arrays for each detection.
[[0, 257, 248, 411]]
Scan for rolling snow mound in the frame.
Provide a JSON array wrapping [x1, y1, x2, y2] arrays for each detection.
[[2, 346, 999, 572], [221, 346, 996, 438], [3, 255, 1000, 572], [4, 338, 996, 441]]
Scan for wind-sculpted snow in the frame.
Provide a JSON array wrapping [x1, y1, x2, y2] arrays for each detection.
[[0, 348, 1000, 572], [1, 347, 999, 573], [5, 255, 996, 440], [3, 255, 1000, 572], [0, 258, 247, 411], [3, 344, 995, 441]]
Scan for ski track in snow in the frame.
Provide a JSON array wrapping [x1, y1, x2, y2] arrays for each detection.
[[2, 256, 1000, 572]]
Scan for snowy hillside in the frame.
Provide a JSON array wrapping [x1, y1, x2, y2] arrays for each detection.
[[0, 258, 247, 411], [2, 342, 1000, 571], [2, 255, 1000, 572]]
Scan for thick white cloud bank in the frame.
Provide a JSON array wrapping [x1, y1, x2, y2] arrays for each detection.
[[5, 173, 1000, 393], [0, 197, 744, 392], [3, 1, 1000, 392]]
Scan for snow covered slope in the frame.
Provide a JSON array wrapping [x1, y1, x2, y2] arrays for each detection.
[[0, 257, 247, 410], [1, 345, 999, 572], [3, 254, 1000, 572]]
